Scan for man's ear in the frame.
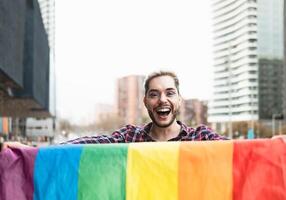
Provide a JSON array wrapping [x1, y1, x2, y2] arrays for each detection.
[[143, 96, 147, 107]]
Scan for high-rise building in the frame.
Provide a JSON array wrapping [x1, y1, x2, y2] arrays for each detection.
[[0, 0, 51, 142], [117, 75, 148, 125], [0, 0, 50, 117], [25, 0, 56, 143], [38, 0, 56, 116], [38, 0, 55, 51], [208, 0, 284, 133]]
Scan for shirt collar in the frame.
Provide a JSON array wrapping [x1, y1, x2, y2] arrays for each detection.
[[141, 120, 188, 138], [177, 121, 189, 137]]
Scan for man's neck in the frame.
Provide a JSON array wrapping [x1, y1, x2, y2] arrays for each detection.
[[150, 121, 181, 141]]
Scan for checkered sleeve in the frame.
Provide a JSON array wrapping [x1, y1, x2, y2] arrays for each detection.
[[60, 128, 127, 144], [195, 125, 229, 140]]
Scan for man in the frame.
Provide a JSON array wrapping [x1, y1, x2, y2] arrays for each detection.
[[60, 70, 227, 144], [0, 71, 227, 150]]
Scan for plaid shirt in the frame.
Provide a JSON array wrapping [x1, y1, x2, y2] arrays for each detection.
[[62, 121, 228, 144]]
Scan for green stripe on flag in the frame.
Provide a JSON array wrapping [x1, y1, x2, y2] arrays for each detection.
[[78, 143, 128, 200]]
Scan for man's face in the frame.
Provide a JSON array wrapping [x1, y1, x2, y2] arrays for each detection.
[[144, 75, 181, 128]]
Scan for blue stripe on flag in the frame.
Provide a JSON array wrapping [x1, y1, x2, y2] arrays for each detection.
[[34, 145, 83, 200]]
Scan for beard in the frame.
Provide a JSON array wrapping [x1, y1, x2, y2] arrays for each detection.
[[147, 108, 179, 128]]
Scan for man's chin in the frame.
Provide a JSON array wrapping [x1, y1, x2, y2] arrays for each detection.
[[154, 118, 175, 128]]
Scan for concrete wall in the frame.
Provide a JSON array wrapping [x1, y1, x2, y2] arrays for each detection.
[[0, 0, 26, 88], [0, 0, 50, 117]]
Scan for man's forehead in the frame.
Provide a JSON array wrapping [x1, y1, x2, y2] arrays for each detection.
[[148, 76, 177, 91], [149, 75, 175, 85]]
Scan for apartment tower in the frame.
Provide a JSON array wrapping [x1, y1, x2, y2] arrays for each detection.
[[208, 0, 284, 133]]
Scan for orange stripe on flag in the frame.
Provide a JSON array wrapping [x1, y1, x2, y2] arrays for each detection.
[[179, 141, 233, 200]]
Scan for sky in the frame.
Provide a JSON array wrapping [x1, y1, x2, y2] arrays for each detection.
[[55, 0, 214, 124]]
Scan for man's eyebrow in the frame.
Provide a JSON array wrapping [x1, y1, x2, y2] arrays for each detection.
[[166, 88, 176, 91], [148, 89, 159, 93], [148, 88, 176, 93]]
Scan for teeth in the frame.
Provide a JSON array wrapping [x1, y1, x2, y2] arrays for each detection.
[[157, 108, 170, 112]]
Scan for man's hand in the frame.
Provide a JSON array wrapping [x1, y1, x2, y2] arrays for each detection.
[[0, 141, 31, 152], [272, 135, 286, 142]]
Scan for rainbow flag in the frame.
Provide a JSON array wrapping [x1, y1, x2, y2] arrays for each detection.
[[0, 139, 286, 200]]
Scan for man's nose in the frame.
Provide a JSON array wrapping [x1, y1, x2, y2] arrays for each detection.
[[159, 93, 168, 102]]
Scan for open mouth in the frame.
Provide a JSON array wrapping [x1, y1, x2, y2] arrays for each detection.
[[156, 107, 171, 117]]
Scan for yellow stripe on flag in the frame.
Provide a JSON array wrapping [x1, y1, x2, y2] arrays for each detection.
[[126, 142, 180, 200], [179, 141, 233, 200]]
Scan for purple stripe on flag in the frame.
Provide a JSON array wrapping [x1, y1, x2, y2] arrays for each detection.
[[0, 147, 38, 200]]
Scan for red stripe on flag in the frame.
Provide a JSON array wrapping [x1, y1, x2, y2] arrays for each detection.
[[233, 139, 286, 200]]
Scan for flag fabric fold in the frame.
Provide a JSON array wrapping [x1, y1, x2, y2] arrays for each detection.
[[0, 139, 285, 200]]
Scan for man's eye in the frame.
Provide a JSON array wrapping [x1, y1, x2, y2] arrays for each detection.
[[167, 92, 175, 96], [149, 93, 158, 97]]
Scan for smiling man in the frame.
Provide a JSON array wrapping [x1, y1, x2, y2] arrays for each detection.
[[144, 72, 186, 141], [1, 71, 227, 150], [60, 71, 227, 144]]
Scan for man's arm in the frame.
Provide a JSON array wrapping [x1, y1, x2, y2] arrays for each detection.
[[0, 126, 130, 151], [0, 133, 124, 152], [272, 135, 286, 142], [195, 125, 229, 140], [0, 141, 32, 152], [60, 133, 124, 144], [60, 126, 130, 144]]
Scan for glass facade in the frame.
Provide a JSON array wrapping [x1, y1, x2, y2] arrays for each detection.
[[257, 0, 284, 119], [257, 0, 284, 59]]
